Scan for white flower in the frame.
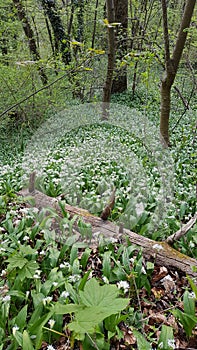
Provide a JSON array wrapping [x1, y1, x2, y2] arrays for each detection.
[[141, 266, 146, 274], [2, 295, 11, 302], [59, 262, 70, 269], [52, 282, 58, 287], [68, 275, 80, 283], [48, 319, 55, 329], [20, 208, 29, 214], [60, 291, 69, 298], [12, 326, 19, 336], [188, 291, 196, 298], [23, 235, 29, 241], [117, 281, 130, 293], [47, 345, 56, 350], [168, 339, 175, 349], [1, 270, 7, 277], [33, 270, 42, 279], [40, 250, 46, 256], [14, 220, 21, 226], [42, 296, 52, 306], [103, 276, 109, 284]]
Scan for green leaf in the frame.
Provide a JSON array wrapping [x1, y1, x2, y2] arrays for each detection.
[[158, 325, 174, 349], [187, 275, 197, 298], [7, 255, 27, 270], [28, 302, 43, 328], [80, 248, 91, 269], [13, 329, 23, 347], [132, 329, 151, 350], [183, 291, 195, 315], [102, 251, 112, 279], [53, 303, 84, 315], [19, 245, 37, 256], [22, 330, 34, 350], [70, 245, 78, 266], [18, 261, 39, 280], [15, 305, 27, 330], [78, 270, 92, 291]]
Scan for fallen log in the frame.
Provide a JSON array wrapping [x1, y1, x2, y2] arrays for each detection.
[[18, 186, 197, 278]]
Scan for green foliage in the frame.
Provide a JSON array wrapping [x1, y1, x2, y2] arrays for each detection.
[[172, 291, 197, 338]]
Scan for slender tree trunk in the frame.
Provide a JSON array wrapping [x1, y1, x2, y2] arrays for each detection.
[[111, 0, 128, 94], [91, 0, 99, 49], [12, 0, 48, 85], [160, 0, 196, 147], [102, 0, 116, 119], [41, 0, 71, 66]]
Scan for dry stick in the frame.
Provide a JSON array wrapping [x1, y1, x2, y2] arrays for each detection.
[[166, 213, 197, 244]]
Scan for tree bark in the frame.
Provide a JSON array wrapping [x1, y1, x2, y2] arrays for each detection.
[[111, 0, 128, 94], [102, 0, 116, 119], [160, 0, 196, 147], [12, 0, 48, 85], [41, 0, 71, 66], [18, 186, 197, 278]]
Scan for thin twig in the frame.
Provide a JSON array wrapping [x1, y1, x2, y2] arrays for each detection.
[[0, 59, 91, 118]]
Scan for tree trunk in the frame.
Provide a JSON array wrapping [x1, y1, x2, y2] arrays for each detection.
[[160, 0, 196, 147], [41, 0, 71, 66], [102, 0, 116, 119], [111, 0, 128, 94], [12, 0, 48, 85]]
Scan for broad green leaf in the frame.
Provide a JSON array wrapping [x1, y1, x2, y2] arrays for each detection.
[[19, 245, 37, 256], [15, 305, 27, 330], [9, 290, 26, 299], [132, 329, 151, 350], [53, 303, 84, 315], [13, 329, 23, 347], [18, 261, 39, 280], [22, 330, 34, 350], [79, 278, 118, 307], [183, 291, 195, 315], [7, 255, 27, 270], [28, 302, 43, 328], [158, 325, 174, 350]]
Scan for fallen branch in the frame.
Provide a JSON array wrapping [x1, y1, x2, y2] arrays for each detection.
[[18, 177, 197, 277], [166, 213, 197, 244]]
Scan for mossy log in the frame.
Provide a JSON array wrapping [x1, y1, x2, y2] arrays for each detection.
[[18, 187, 197, 278]]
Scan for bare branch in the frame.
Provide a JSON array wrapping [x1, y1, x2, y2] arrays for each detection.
[[166, 213, 197, 244]]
